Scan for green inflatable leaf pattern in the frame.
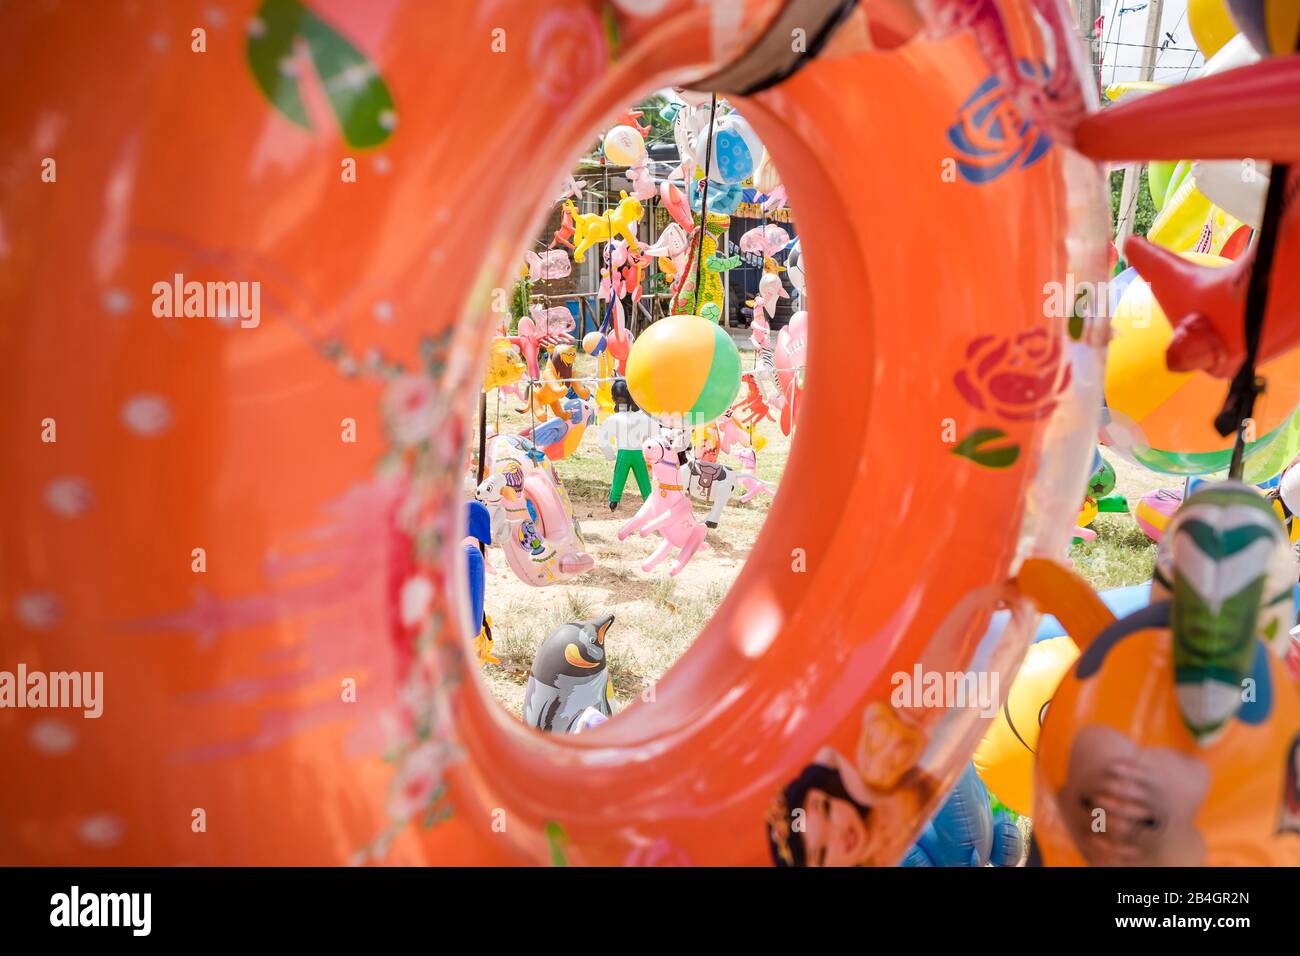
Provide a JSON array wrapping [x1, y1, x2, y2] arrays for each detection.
[[952, 428, 1020, 469], [248, 0, 395, 148], [545, 820, 569, 867]]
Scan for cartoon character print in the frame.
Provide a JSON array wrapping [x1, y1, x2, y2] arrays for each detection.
[[516, 519, 545, 556]]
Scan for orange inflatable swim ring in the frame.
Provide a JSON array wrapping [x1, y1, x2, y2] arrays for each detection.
[[0, 0, 1109, 864]]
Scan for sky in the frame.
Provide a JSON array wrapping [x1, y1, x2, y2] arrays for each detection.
[[1093, 0, 1207, 86]]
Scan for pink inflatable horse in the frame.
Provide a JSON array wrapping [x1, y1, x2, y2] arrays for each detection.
[[733, 447, 774, 504], [617, 435, 706, 576]]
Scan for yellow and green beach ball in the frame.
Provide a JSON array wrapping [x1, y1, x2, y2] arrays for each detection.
[[625, 314, 741, 426]]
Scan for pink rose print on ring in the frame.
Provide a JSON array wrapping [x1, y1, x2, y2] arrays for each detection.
[[529, 8, 609, 105], [952, 328, 1070, 469]]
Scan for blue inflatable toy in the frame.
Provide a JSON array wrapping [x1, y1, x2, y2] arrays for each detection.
[[902, 764, 1024, 867]]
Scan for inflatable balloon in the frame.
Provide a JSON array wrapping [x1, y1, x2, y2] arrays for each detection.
[[1101, 257, 1300, 477], [626, 314, 741, 428], [973, 636, 1080, 816], [524, 615, 615, 732], [2, 0, 1110, 866], [902, 764, 1024, 867], [1034, 483, 1300, 865], [706, 110, 763, 185], [602, 124, 647, 166]]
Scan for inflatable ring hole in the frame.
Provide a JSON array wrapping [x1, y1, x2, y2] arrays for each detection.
[[464, 88, 806, 733]]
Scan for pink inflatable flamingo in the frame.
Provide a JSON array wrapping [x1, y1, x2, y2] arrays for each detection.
[[617, 436, 707, 576], [511, 310, 574, 382], [734, 447, 774, 504]]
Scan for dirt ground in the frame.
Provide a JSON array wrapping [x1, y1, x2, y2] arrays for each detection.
[[472, 341, 791, 717]]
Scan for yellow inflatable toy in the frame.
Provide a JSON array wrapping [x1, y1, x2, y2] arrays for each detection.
[[973, 635, 1080, 815], [483, 336, 527, 391], [1189, 0, 1239, 58], [564, 192, 643, 264]]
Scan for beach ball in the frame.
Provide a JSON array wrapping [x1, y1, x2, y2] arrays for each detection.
[[1101, 258, 1300, 477], [1135, 487, 1183, 542], [582, 331, 605, 355], [973, 636, 1079, 816], [1228, 0, 1300, 56], [603, 125, 647, 166], [625, 314, 741, 427]]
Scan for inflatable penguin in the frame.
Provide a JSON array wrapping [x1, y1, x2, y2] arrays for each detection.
[[524, 615, 615, 733]]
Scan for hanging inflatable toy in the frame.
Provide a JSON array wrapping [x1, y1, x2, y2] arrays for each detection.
[[774, 311, 808, 436], [1100, 258, 1300, 481], [483, 336, 528, 392], [901, 764, 1024, 867], [564, 192, 644, 264], [733, 447, 775, 504], [524, 249, 572, 283], [524, 615, 616, 733], [602, 124, 646, 167], [625, 313, 741, 429], [739, 223, 792, 259], [679, 430, 737, 529], [617, 433, 708, 577], [1033, 483, 1300, 865], [4, 0, 1189, 867], [476, 436, 594, 587]]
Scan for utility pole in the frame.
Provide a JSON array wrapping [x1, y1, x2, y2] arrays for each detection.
[[1113, 0, 1166, 253], [1078, 0, 1101, 84]]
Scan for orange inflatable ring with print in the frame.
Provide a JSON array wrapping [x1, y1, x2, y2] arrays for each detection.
[[0, 0, 1108, 865]]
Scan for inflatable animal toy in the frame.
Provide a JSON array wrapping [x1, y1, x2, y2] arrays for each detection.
[[531, 394, 597, 462], [565, 192, 644, 264], [774, 310, 808, 435], [618, 435, 707, 576], [511, 311, 574, 384], [550, 201, 576, 250], [642, 223, 690, 281], [476, 436, 594, 587], [680, 437, 737, 529], [524, 249, 572, 283], [524, 615, 615, 733], [901, 764, 1024, 867], [733, 447, 774, 504], [739, 223, 792, 259], [521, 343, 586, 421], [1033, 483, 1300, 865], [749, 271, 789, 324], [483, 336, 527, 392]]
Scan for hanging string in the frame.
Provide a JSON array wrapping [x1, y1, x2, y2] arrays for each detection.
[[1217, 23, 1299, 481], [692, 93, 719, 315]]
